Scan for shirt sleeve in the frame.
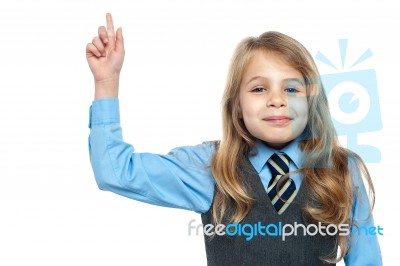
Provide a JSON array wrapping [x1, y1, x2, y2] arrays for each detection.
[[88, 98, 215, 214], [344, 159, 383, 265]]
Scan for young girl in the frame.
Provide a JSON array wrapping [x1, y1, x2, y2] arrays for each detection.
[[86, 13, 382, 265]]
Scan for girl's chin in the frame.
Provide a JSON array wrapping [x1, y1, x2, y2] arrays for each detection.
[[261, 139, 293, 149]]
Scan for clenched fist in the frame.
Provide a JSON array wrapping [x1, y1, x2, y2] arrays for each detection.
[[86, 13, 125, 99]]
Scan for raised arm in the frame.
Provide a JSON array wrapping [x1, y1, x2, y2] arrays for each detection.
[[86, 15, 215, 213], [86, 13, 125, 99]]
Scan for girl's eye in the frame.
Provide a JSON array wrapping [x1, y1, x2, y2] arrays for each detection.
[[285, 87, 299, 94], [252, 87, 265, 93]]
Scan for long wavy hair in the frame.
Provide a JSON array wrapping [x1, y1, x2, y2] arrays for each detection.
[[211, 31, 375, 263]]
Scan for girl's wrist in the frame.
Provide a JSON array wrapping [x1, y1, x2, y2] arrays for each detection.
[[94, 77, 120, 99]]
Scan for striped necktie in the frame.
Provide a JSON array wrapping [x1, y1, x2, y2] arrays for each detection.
[[266, 153, 297, 215]]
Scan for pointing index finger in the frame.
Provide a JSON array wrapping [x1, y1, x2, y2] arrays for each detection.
[[106, 13, 114, 31]]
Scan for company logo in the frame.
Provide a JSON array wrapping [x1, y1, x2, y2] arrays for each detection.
[[316, 39, 382, 163], [188, 220, 383, 241]]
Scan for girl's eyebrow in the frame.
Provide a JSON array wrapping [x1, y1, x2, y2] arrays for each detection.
[[245, 76, 305, 86], [285, 78, 305, 86], [245, 76, 267, 85]]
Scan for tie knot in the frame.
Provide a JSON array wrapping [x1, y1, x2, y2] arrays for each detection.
[[267, 153, 290, 176]]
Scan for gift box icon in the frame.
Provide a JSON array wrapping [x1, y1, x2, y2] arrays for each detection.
[[316, 40, 382, 163]]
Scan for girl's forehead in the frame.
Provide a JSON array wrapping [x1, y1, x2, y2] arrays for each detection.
[[246, 49, 294, 69], [242, 50, 303, 81]]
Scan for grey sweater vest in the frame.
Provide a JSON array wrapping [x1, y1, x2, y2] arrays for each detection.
[[201, 157, 337, 266]]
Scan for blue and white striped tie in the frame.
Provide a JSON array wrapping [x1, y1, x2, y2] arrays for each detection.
[[266, 153, 297, 215]]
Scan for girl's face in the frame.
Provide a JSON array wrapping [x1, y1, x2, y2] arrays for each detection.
[[239, 50, 308, 149]]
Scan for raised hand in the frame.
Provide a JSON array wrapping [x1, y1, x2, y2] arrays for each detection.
[[86, 13, 125, 99]]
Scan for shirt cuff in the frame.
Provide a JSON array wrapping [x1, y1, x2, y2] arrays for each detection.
[[88, 98, 120, 128]]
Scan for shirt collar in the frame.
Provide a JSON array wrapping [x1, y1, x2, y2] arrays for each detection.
[[249, 139, 302, 173]]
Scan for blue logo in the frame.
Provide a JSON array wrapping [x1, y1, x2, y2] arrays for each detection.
[[316, 39, 382, 163]]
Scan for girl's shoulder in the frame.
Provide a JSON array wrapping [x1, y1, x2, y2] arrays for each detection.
[[345, 151, 373, 203]]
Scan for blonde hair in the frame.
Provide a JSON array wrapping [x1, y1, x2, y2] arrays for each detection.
[[211, 31, 375, 263]]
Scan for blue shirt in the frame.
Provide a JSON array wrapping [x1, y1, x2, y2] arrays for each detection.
[[88, 98, 382, 265]]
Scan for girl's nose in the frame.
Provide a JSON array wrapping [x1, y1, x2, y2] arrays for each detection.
[[266, 88, 287, 108]]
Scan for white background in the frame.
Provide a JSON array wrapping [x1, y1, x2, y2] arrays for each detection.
[[0, 0, 398, 265]]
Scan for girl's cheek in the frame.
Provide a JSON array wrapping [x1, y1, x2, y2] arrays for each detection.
[[288, 96, 308, 115]]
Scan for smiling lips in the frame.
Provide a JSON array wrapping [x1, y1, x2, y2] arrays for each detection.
[[263, 116, 292, 125]]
